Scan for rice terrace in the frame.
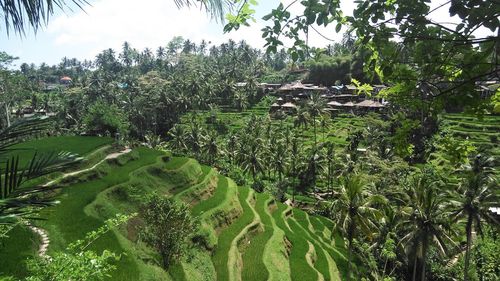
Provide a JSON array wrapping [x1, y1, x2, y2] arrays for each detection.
[[0, 0, 499, 281]]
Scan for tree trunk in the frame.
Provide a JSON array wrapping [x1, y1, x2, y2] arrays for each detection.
[[421, 237, 429, 281], [464, 216, 473, 281], [412, 247, 418, 281], [313, 116, 317, 149], [346, 220, 355, 281], [5, 103, 10, 127]]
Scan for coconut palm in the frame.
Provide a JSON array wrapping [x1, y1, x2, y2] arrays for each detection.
[[449, 154, 498, 281], [168, 124, 187, 154], [240, 138, 264, 181], [307, 92, 327, 149], [233, 90, 249, 112], [399, 170, 455, 281], [324, 142, 336, 196], [329, 174, 386, 280], [272, 141, 287, 181], [186, 121, 204, 159], [294, 105, 309, 129], [203, 130, 219, 165]]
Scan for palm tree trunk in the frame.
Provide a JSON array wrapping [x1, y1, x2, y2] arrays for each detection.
[[346, 221, 355, 281], [464, 216, 473, 281], [5, 103, 11, 127], [313, 116, 317, 149], [412, 248, 418, 281], [347, 237, 353, 281], [421, 238, 429, 281]]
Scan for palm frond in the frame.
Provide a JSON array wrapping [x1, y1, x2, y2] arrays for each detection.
[[0, 116, 52, 153], [0, 0, 89, 35], [174, 0, 233, 22]]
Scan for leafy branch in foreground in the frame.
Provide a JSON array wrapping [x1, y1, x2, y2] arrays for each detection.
[[0, 117, 81, 225], [0, 0, 89, 35], [25, 214, 133, 281]]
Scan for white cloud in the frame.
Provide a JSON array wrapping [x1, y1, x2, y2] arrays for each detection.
[[41, 0, 495, 63], [46, 0, 265, 58]]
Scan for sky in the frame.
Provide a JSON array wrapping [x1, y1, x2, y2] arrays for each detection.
[[0, 0, 495, 68]]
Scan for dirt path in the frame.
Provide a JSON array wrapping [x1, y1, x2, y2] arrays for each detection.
[[43, 147, 132, 187], [31, 147, 132, 257]]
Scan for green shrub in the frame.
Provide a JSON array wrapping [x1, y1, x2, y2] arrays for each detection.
[[139, 195, 198, 269]]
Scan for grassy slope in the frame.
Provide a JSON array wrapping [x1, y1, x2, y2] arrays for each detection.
[[241, 192, 273, 281], [5, 136, 113, 167], [2, 137, 349, 281], [0, 136, 113, 278], [38, 147, 163, 281], [212, 187, 254, 281]]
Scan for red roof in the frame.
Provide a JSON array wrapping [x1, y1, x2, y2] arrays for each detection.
[[60, 76, 72, 81]]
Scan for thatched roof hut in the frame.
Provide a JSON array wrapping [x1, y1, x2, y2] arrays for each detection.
[[327, 101, 343, 107], [355, 100, 385, 108], [282, 102, 297, 108]]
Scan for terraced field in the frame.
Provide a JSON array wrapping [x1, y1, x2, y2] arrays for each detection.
[[1, 138, 348, 280], [441, 113, 500, 163]]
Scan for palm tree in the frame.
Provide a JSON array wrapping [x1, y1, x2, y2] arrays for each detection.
[[329, 174, 386, 280], [0, 0, 88, 34], [240, 139, 263, 181], [307, 92, 327, 149], [168, 124, 187, 154], [320, 114, 330, 141], [272, 141, 287, 181], [399, 170, 455, 281], [449, 154, 498, 281], [203, 130, 219, 165], [187, 121, 204, 159], [294, 105, 309, 129], [226, 133, 238, 165], [232, 90, 249, 112], [288, 135, 302, 202], [324, 142, 336, 196]]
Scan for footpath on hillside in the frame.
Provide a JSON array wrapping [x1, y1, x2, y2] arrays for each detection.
[[29, 146, 132, 257]]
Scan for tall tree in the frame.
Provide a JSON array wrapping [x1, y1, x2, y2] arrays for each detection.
[[329, 174, 385, 280], [400, 170, 455, 281], [449, 154, 498, 281]]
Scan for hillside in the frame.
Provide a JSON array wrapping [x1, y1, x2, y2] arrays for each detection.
[[0, 137, 348, 281]]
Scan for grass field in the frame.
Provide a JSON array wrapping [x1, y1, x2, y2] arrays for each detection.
[[1, 136, 348, 281], [5, 136, 113, 167]]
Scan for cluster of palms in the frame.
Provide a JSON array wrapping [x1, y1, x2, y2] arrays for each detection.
[[168, 103, 498, 280], [8, 38, 288, 140]]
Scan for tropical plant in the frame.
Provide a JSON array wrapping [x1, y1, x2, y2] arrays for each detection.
[[0, 117, 80, 225], [0, 0, 88, 34], [399, 169, 456, 281], [139, 194, 197, 269], [449, 154, 498, 281], [25, 214, 130, 281], [307, 92, 327, 149], [329, 174, 386, 280], [294, 105, 309, 129]]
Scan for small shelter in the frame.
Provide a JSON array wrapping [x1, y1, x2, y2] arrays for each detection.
[[281, 102, 297, 113], [355, 100, 386, 113], [355, 100, 385, 108], [327, 101, 343, 107], [282, 102, 297, 109], [60, 76, 72, 85], [345, 84, 357, 94], [269, 103, 281, 113]]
